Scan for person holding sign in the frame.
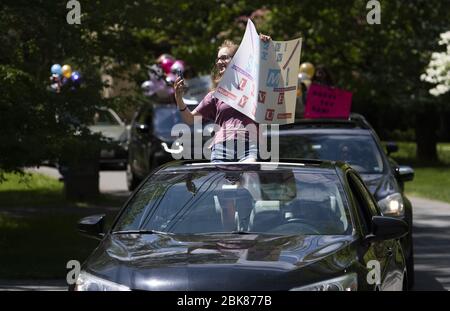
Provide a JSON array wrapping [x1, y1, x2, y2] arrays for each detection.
[[174, 35, 271, 163]]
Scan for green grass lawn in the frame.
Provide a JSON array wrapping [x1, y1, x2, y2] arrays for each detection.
[[388, 142, 450, 203], [0, 212, 100, 279], [0, 171, 64, 207], [0, 171, 125, 279], [0, 171, 126, 208], [404, 167, 450, 203]]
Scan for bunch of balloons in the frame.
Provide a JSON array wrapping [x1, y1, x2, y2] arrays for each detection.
[[141, 54, 186, 99], [49, 63, 82, 93]]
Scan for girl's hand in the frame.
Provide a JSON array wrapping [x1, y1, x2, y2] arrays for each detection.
[[259, 34, 271, 42], [174, 77, 185, 100]]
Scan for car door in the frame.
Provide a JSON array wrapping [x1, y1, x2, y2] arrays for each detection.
[[346, 170, 403, 291], [130, 105, 153, 177]]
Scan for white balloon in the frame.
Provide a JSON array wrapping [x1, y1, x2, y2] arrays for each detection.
[[141, 80, 156, 96]]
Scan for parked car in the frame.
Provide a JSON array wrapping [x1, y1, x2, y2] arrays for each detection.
[[127, 98, 212, 190], [73, 160, 408, 291], [270, 114, 415, 288], [89, 107, 128, 169]]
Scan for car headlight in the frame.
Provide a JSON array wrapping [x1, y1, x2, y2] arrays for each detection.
[[75, 271, 130, 291], [378, 193, 404, 217], [290, 273, 357, 291]]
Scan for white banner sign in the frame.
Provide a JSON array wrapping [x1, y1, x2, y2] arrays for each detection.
[[213, 20, 302, 124]]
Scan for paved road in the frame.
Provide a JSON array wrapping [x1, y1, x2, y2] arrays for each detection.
[[1, 167, 449, 290], [410, 196, 450, 290]]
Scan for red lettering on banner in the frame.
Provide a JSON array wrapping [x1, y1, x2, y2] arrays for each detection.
[[217, 87, 237, 100], [278, 92, 285, 105], [238, 95, 249, 108], [304, 84, 352, 119], [258, 91, 266, 104], [265, 109, 274, 121], [239, 78, 248, 90]]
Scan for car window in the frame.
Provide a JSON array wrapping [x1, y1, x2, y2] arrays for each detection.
[[346, 171, 380, 235], [91, 110, 120, 126], [114, 168, 353, 235], [279, 134, 384, 174], [153, 106, 183, 135]]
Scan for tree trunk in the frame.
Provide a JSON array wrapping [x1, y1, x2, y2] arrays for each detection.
[[62, 145, 100, 201], [63, 158, 99, 201], [415, 104, 438, 163]]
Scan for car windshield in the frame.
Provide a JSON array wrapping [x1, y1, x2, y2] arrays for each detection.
[[114, 167, 352, 235], [153, 106, 183, 135], [91, 110, 120, 126], [278, 134, 384, 174]]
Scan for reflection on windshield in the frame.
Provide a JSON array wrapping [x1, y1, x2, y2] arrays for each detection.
[[278, 134, 384, 174], [153, 106, 183, 134], [114, 169, 352, 236]]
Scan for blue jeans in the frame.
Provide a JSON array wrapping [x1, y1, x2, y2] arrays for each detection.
[[210, 139, 258, 163]]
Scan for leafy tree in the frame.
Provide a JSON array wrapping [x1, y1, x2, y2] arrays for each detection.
[[1, 0, 449, 179], [260, 0, 449, 161], [421, 31, 450, 96]]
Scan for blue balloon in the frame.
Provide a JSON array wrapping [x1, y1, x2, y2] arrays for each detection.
[[70, 71, 81, 84], [51, 64, 62, 75]]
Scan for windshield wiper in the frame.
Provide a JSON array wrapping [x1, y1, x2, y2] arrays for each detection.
[[112, 230, 172, 235], [205, 231, 256, 235], [230, 231, 254, 235]]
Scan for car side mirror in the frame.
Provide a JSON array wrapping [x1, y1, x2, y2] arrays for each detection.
[[135, 123, 150, 134], [395, 165, 414, 182], [385, 142, 398, 155], [365, 216, 408, 242], [77, 214, 106, 240]]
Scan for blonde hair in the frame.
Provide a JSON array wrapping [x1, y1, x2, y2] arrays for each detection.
[[212, 40, 238, 88]]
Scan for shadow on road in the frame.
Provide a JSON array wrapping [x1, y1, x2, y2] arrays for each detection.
[[413, 221, 450, 291]]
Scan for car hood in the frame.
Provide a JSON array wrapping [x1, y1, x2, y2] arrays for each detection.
[[84, 233, 357, 290], [359, 173, 399, 200], [89, 125, 126, 141]]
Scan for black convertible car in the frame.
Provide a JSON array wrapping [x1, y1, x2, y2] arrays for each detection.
[[74, 160, 408, 291]]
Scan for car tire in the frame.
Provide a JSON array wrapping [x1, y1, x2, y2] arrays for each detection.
[[406, 233, 415, 290], [126, 163, 141, 191]]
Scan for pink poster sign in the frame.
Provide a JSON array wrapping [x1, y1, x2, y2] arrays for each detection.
[[304, 84, 353, 119]]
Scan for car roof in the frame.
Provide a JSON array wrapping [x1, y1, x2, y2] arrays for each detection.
[[156, 159, 347, 173], [275, 128, 372, 136], [280, 113, 373, 130]]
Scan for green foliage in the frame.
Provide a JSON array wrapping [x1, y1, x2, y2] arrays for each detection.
[[405, 167, 450, 203], [390, 142, 450, 166], [1, 0, 449, 171]]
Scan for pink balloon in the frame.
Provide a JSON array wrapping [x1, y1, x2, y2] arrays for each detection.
[[157, 54, 175, 64], [160, 58, 175, 74]]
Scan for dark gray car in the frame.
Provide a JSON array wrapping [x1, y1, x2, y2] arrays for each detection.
[[271, 114, 415, 288]]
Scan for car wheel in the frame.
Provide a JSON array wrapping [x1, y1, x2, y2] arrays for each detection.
[[126, 163, 141, 191], [406, 234, 415, 290]]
